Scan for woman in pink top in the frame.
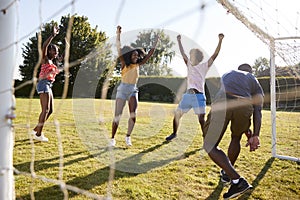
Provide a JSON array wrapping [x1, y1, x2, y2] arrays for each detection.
[[32, 26, 61, 142]]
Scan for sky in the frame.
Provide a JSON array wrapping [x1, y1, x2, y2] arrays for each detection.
[[14, 0, 299, 79]]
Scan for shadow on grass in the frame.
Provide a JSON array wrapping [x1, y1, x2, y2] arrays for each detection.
[[14, 138, 46, 148], [204, 157, 275, 200], [183, 146, 204, 158], [14, 150, 104, 172], [205, 179, 225, 200], [236, 157, 275, 200], [17, 141, 186, 199], [14, 139, 31, 147]]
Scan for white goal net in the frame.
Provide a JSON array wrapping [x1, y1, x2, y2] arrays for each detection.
[[2, 0, 299, 199], [217, 0, 300, 162]]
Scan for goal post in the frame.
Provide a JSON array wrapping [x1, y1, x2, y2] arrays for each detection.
[[270, 38, 277, 159], [270, 37, 300, 162], [217, 0, 300, 163], [0, 0, 17, 199]]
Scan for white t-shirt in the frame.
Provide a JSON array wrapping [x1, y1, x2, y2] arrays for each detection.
[[186, 60, 209, 93]]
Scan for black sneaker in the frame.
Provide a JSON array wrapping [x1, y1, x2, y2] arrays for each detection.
[[223, 177, 253, 199], [220, 170, 231, 184], [165, 133, 177, 141]]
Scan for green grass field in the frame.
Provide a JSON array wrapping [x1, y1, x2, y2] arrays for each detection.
[[13, 98, 299, 200]]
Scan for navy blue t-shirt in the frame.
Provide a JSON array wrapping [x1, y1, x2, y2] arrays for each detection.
[[222, 70, 264, 98]]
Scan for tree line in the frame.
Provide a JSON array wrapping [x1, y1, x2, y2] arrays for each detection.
[[18, 14, 175, 97], [17, 14, 299, 97]]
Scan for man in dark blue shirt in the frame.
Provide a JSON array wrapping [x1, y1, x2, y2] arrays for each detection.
[[203, 63, 264, 199]]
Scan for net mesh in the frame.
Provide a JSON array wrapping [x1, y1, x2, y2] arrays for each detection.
[[217, 0, 299, 161], [2, 0, 300, 199], [7, 0, 210, 199]]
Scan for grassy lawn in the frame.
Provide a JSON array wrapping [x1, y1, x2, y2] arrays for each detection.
[[13, 98, 300, 200]]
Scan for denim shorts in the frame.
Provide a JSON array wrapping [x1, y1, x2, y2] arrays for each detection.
[[177, 93, 206, 114], [36, 79, 53, 94], [116, 82, 138, 100]]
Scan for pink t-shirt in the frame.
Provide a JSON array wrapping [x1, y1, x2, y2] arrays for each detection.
[[39, 63, 59, 82], [186, 60, 209, 93]]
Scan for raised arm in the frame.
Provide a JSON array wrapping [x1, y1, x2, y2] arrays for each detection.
[[116, 26, 126, 69], [207, 33, 224, 67], [138, 34, 160, 65], [177, 35, 188, 65], [42, 26, 59, 59]]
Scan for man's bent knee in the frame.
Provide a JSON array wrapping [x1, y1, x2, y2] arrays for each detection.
[[203, 141, 216, 153]]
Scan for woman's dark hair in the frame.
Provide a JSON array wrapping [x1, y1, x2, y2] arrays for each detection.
[[47, 44, 58, 54], [120, 45, 146, 66], [47, 44, 59, 66]]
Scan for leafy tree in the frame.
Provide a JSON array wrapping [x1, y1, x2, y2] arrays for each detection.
[[19, 14, 111, 96], [252, 57, 300, 77], [130, 29, 175, 76], [253, 57, 269, 77]]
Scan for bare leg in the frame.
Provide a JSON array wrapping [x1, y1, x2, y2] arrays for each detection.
[[111, 98, 126, 139], [33, 92, 52, 136], [172, 110, 183, 134], [46, 90, 53, 120], [165, 110, 184, 141], [207, 146, 240, 180], [198, 113, 205, 133], [203, 110, 239, 180], [127, 96, 137, 137], [227, 134, 242, 166]]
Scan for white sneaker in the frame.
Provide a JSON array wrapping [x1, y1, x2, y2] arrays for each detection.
[[110, 138, 116, 147], [31, 130, 37, 135], [125, 136, 132, 146], [31, 130, 43, 136], [34, 134, 49, 142]]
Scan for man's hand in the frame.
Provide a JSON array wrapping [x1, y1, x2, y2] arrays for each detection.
[[246, 135, 260, 152]]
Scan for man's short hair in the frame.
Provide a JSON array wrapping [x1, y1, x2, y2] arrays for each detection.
[[238, 63, 252, 73]]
